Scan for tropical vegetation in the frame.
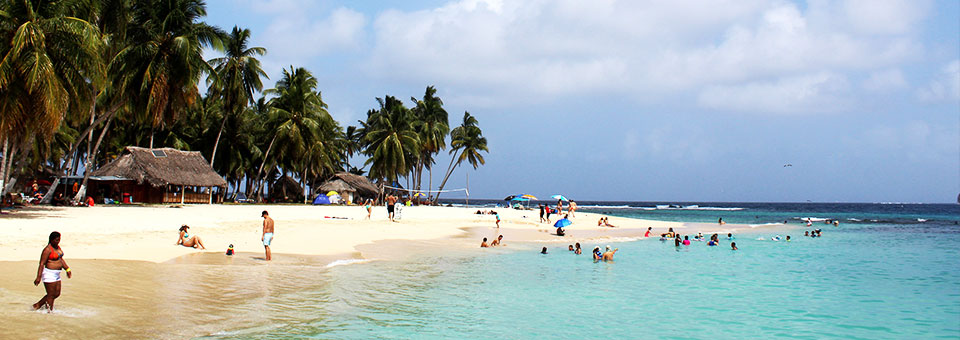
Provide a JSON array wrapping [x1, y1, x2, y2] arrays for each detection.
[[0, 0, 487, 204]]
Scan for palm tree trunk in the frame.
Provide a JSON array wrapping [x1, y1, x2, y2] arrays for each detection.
[[434, 150, 461, 202], [149, 125, 154, 149], [428, 166, 433, 202], [0, 138, 8, 196], [2, 142, 20, 197], [253, 135, 277, 199], [73, 114, 115, 204], [209, 112, 229, 167]]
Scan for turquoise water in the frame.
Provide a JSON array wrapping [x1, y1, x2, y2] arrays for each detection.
[[206, 204, 960, 339]]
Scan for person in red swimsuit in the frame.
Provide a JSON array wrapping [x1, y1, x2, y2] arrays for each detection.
[[33, 231, 72, 312]]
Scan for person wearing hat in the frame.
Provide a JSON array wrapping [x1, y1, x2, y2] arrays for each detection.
[[177, 225, 206, 250]]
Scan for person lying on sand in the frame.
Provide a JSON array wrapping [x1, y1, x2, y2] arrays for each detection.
[[177, 225, 206, 250]]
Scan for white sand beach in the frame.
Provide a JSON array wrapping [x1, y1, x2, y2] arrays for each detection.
[[0, 204, 781, 263]]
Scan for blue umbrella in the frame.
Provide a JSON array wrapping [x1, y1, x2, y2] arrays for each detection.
[[554, 218, 572, 228], [551, 194, 569, 201]]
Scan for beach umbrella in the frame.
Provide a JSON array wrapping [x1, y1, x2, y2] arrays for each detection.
[[551, 194, 569, 201], [503, 195, 517, 201], [326, 191, 339, 196], [510, 197, 529, 201], [312, 195, 331, 205], [520, 194, 537, 200], [414, 192, 427, 197], [554, 218, 572, 228]]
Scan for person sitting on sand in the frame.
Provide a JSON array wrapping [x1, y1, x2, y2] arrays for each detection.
[[556, 227, 565, 236], [603, 218, 617, 228], [592, 247, 602, 260], [177, 225, 206, 250], [598, 217, 604, 227], [481, 238, 490, 248], [731, 242, 738, 250], [602, 246, 618, 261], [574, 242, 582, 255], [490, 235, 504, 247]]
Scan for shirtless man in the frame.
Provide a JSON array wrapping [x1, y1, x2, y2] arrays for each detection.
[[261, 210, 274, 261], [490, 235, 504, 246], [480, 237, 490, 248], [386, 194, 398, 222]]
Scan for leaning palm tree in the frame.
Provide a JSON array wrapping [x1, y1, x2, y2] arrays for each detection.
[[435, 112, 488, 202], [0, 0, 104, 194], [207, 25, 266, 167]]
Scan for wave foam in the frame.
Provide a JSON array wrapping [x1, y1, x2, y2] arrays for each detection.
[[326, 259, 372, 268]]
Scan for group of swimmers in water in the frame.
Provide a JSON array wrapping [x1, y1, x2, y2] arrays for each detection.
[[658, 228, 739, 250]]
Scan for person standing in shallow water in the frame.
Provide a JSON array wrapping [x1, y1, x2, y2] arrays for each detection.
[[34, 231, 71, 312], [262, 211, 275, 261]]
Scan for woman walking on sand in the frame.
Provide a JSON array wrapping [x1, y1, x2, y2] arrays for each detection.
[[33, 231, 72, 312], [364, 199, 373, 219]]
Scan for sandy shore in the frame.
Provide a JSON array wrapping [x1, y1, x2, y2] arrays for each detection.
[[0, 204, 789, 339], [0, 204, 780, 263]]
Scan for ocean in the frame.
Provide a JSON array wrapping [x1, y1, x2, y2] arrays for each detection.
[[201, 202, 960, 339]]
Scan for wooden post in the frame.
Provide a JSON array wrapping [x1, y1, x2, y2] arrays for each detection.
[[180, 185, 185, 204], [209, 187, 213, 204]]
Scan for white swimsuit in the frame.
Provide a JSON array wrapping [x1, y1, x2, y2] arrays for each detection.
[[42, 267, 61, 283]]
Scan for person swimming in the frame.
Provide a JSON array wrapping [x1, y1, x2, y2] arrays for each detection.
[[541, 247, 548, 254], [727, 233, 734, 240], [574, 243, 582, 255], [708, 239, 718, 246], [592, 247, 602, 260], [568, 245, 575, 251], [731, 242, 738, 250]]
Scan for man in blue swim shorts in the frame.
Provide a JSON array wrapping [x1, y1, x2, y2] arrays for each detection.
[[261, 210, 275, 261]]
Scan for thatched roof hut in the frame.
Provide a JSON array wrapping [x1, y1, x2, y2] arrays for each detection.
[[316, 172, 379, 197], [92, 147, 227, 188]]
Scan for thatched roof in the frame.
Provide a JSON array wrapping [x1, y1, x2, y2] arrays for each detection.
[[91, 147, 227, 187], [317, 172, 379, 197]]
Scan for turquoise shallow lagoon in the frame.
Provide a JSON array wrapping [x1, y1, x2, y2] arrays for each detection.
[[206, 204, 960, 339]]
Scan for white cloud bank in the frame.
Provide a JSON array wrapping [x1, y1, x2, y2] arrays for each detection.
[[361, 0, 932, 112], [917, 60, 960, 102]]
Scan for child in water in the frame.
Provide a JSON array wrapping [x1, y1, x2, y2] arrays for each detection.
[[731, 242, 738, 250]]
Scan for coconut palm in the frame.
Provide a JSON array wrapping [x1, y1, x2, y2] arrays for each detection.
[[207, 25, 266, 167], [410, 86, 448, 197], [0, 0, 104, 194], [435, 112, 488, 201], [359, 96, 421, 185]]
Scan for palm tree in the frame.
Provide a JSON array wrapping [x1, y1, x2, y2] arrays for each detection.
[[73, 0, 224, 202], [0, 0, 104, 194], [411, 86, 448, 198], [359, 96, 421, 187], [207, 25, 266, 167], [254, 66, 331, 201], [435, 112, 488, 202]]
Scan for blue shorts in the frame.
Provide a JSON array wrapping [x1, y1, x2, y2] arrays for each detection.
[[263, 233, 273, 246]]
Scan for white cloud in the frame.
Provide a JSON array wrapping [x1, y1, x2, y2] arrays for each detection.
[[917, 60, 960, 101], [698, 72, 850, 113], [862, 69, 907, 92], [363, 0, 929, 112], [262, 7, 366, 61]]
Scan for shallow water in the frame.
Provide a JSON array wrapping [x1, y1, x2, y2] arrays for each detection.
[[2, 203, 959, 339]]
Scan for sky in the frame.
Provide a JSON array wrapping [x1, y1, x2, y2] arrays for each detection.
[[202, 0, 960, 203]]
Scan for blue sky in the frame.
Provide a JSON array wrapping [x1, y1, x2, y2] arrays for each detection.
[[203, 0, 959, 203]]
